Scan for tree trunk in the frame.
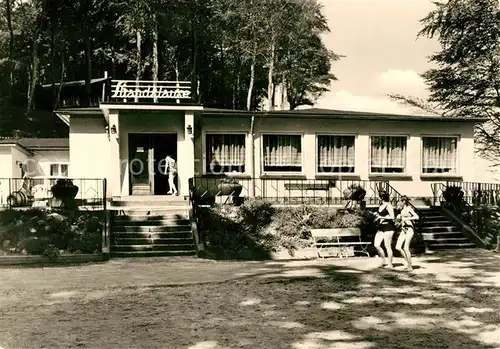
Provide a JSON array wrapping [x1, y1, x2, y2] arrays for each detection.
[[55, 56, 65, 109], [5, 0, 14, 92], [26, 38, 40, 117], [267, 38, 275, 111], [152, 20, 159, 102], [135, 29, 142, 102], [246, 55, 256, 111], [85, 36, 92, 106]]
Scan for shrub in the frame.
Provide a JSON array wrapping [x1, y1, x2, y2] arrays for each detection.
[[0, 208, 104, 256]]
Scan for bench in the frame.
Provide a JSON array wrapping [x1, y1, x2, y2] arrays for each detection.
[[309, 228, 371, 258], [284, 183, 331, 191]]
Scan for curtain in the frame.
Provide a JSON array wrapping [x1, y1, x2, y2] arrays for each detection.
[[263, 134, 302, 167], [206, 134, 246, 168], [371, 136, 407, 169], [318, 135, 355, 169], [422, 137, 457, 172]]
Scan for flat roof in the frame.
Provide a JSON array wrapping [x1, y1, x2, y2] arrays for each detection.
[[202, 107, 488, 122], [53, 106, 488, 123]]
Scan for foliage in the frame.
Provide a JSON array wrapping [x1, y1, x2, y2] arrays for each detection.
[[0, 0, 339, 137], [391, 0, 500, 166], [197, 200, 382, 259], [0, 208, 103, 256], [474, 204, 500, 250]]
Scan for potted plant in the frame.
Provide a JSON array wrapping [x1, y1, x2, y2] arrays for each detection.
[[443, 185, 464, 203], [217, 177, 243, 196], [343, 183, 366, 201], [50, 179, 79, 208]]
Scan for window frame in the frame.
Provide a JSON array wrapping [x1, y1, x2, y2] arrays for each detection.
[[420, 134, 460, 177], [202, 131, 248, 176], [315, 133, 357, 175], [260, 132, 305, 175], [369, 134, 409, 175], [48, 162, 69, 178]]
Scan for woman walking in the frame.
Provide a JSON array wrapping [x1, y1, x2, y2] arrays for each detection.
[[396, 196, 419, 271], [374, 190, 396, 268]]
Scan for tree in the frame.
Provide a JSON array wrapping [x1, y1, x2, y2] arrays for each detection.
[[392, 0, 500, 166]]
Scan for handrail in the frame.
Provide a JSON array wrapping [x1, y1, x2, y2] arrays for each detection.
[[432, 182, 489, 246]]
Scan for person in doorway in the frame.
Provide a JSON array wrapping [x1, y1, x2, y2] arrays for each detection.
[[374, 190, 396, 268], [165, 155, 178, 195], [396, 196, 419, 272]]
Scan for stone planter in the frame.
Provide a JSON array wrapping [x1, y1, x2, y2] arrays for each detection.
[[443, 186, 464, 203], [50, 179, 79, 208], [217, 182, 243, 196], [343, 187, 366, 201]]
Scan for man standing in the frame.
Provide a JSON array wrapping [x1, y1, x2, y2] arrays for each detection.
[[165, 155, 178, 195]]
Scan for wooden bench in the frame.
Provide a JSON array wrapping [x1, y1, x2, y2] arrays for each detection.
[[284, 183, 331, 191], [310, 228, 371, 258]]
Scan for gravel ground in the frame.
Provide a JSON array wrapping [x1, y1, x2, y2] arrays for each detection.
[[0, 250, 499, 349]]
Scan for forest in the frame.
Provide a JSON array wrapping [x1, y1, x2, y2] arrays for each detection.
[[0, 0, 339, 138]]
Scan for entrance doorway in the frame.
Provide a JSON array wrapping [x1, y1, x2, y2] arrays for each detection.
[[128, 133, 178, 195]]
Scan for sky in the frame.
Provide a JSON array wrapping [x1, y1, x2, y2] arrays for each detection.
[[314, 0, 441, 114]]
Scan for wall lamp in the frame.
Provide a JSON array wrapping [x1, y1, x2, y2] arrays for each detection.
[[110, 125, 117, 134], [186, 124, 193, 135]]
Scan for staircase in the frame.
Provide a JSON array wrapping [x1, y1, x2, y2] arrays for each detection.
[[418, 207, 476, 250], [110, 196, 196, 257]]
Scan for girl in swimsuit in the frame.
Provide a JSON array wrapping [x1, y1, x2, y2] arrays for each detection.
[[396, 196, 419, 271], [374, 191, 396, 268]]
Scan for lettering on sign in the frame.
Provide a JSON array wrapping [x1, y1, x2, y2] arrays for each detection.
[[111, 80, 192, 100]]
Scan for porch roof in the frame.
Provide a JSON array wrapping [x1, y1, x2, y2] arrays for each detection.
[[201, 108, 488, 123]]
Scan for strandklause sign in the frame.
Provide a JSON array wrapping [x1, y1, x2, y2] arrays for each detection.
[[111, 80, 192, 100]]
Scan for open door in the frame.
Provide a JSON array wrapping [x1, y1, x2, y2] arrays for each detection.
[[129, 134, 154, 195], [129, 133, 178, 195]]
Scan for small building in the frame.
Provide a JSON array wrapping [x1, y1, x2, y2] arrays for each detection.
[[50, 80, 490, 202]]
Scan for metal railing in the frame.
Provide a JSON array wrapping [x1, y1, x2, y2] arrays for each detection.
[[446, 181, 500, 206], [0, 177, 107, 210], [189, 176, 390, 206], [432, 182, 488, 242]]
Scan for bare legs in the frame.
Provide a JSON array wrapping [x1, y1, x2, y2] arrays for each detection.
[[396, 228, 414, 271], [167, 173, 177, 195], [374, 231, 394, 267]]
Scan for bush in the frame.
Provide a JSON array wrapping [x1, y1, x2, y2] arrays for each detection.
[[0, 208, 104, 256], [197, 201, 381, 259]]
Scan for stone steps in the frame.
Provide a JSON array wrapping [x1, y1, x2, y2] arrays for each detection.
[[110, 197, 195, 257], [418, 208, 476, 251]]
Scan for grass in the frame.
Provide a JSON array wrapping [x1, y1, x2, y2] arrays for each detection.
[[0, 250, 499, 349]]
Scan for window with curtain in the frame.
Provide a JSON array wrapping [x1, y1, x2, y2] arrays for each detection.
[[317, 135, 355, 173], [205, 133, 246, 174], [370, 136, 407, 173], [263, 134, 302, 172], [422, 136, 458, 174], [50, 163, 69, 177]]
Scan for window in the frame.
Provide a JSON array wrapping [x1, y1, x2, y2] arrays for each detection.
[[263, 134, 302, 172], [205, 133, 246, 174], [50, 163, 68, 177], [422, 136, 458, 174], [317, 135, 355, 173], [370, 136, 407, 173]]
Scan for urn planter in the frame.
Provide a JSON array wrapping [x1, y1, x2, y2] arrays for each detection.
[[50, 179, 79, 208], [217, 182, 243, 196]]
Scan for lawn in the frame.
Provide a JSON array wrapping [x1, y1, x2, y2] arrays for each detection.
[[0, 250, 499, 349]]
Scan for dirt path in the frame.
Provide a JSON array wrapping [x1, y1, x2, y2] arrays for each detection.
[[0, 250, 499, 349]]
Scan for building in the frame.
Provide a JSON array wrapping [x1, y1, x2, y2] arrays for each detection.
[[1, 80, 497, 207]]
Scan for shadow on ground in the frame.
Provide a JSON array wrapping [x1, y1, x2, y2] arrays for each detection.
[[0, 250, 498, 349]]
